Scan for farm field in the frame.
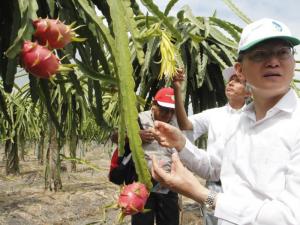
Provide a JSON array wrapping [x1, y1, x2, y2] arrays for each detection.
[[0, 145, 204, 225]]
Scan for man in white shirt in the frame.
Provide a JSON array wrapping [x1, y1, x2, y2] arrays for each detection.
[[150, 18, 300, 225], [173, 67, 250, 225]]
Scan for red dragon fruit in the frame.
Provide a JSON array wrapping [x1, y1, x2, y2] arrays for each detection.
[[20, 41, 72, 79], [118, 182, 149, 219], [33, 18, 85, 49]]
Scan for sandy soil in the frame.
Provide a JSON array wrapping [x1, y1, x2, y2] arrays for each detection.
[[0, 144, 203, 225]]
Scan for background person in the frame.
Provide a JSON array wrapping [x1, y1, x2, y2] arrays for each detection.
[[151, 18, 300, 225], [112, 87, 180, 225]]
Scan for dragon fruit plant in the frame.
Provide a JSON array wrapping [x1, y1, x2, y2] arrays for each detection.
[[33, 18, 86, 49]]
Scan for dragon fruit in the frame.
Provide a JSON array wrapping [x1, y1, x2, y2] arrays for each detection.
[[33, 18, 85, 49], [118, 182, 149, 218], [20, 41, 72, 79], [21, 41, 59, 79]]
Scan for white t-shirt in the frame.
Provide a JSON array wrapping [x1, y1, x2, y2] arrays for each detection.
[[179, 89, 300, 225]]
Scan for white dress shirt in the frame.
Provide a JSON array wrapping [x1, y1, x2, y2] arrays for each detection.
[[188, 104, 245, 144], [179, 89, 300, 225]]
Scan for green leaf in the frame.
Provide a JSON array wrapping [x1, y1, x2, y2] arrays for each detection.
[[203, 17, 210, 38], [164, 0, 179, 16], [181, 5, 205, 30], [140, 0, 182, 41], [209, 26, 237, 49], [39, 80, 64, 138], [5, 0, 38, 59], [0, 90, 12, 125], [196, 50, 208, 88], [121, 0, 145, 65], [209, 17, 241, 42], [222, 0, 252, 24], [201, 41, 228, 69], [46, 0, 56, 17], [107, 0, 152, 189], [139, 37, 160, 95], [216, 44, 236, 65], [75, 0, 116, 58], [74, 59, 118, 85], [4, 58, 18, 90]]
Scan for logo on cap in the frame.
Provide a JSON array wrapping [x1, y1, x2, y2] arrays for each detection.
[[272, 21, 282, 32]]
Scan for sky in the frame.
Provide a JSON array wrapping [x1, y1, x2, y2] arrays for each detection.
[[138, 0, 300, 67]]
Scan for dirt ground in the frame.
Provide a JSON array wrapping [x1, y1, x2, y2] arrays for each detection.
[[0, 144, 204, 225]]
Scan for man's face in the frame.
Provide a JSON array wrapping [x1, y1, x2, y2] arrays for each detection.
[[152, 103, 174, 123], [225, 74, 248, 101], [236, 39, 295, 97]]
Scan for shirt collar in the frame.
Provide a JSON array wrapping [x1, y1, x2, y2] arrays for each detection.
[[244, 88, 298, 121], [226, 103, 247, 113], [274, 88, 298, 113]]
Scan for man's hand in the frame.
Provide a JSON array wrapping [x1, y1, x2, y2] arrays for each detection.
[[172, 68, 185, 90], [139, 129, 155, 143], [151, 153, 209, 203], [150, 120, 186, 151]]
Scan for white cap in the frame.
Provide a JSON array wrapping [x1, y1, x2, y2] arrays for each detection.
[[238, 18, 300, 53], [222, 66, 235, 83]]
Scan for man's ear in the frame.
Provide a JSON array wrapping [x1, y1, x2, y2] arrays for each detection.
[[234, 63, 246, 81]]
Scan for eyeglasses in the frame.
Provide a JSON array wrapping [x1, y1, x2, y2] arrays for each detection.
[[247, 46, 295, 62]]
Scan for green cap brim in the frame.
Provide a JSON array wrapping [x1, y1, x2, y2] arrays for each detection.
[[239, 36, 300, 52]]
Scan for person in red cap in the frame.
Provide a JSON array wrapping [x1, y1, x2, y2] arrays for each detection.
[[131, 87, 180, 225], [110, 87, 180, 225]]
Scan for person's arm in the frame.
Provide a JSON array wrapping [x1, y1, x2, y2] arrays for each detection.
[[173, 69, 193, 130], [151, 120, 220, 180], [152, 152, 212, 204]]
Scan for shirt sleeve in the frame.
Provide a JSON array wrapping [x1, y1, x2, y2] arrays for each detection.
[[188, 109, 211, 141], [214, 143, 300, 225], [178, 138, 222, 181]]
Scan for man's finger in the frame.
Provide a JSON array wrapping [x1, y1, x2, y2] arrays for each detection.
[[171, 152, 183, 170], [151, 155, 169, 182]]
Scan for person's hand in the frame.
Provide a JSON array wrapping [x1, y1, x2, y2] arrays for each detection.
[[150, 120, 186, 151], [151, 153, 208, 202], [139, 129, 155, 143], [172, 68, 185, 90]]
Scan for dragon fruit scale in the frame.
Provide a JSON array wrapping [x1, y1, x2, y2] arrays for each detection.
[[21, 41, 60, 79], [33, 18, 85, 49], [118, 182, 149, 217]]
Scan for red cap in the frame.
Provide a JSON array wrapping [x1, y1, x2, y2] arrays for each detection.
[[154, 87, 175, 109]]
